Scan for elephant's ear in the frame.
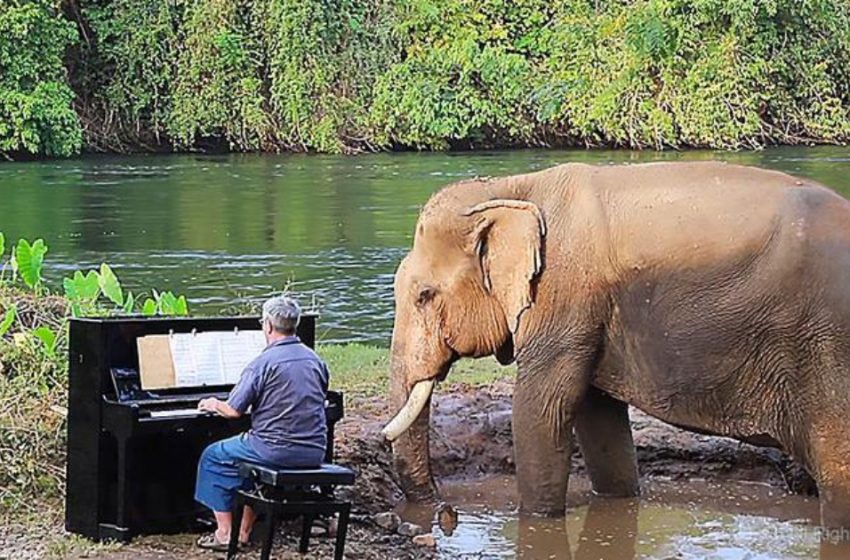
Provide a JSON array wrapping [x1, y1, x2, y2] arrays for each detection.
[[464, 200, 546, 334]]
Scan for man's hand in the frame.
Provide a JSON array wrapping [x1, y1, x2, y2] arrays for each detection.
[[198, 397, 242, 419], [198, 397, 221, 414]]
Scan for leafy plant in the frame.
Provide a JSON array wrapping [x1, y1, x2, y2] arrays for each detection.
[[0, 1, 82, 157], [63, 263, 187, 318], [97, 264, 124, 306], [141, 290, 189, 317], [13, 239, 47, 291], [0, 304, 15, 337], [31, 326, 57, 358]]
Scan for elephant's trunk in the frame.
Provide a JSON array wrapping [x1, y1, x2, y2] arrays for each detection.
[[387, 356, 438, 502]]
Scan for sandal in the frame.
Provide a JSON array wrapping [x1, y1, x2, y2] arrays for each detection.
[[196, 532, 229, 552]]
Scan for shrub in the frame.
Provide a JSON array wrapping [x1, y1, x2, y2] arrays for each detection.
[[0, 0, 81, 157]]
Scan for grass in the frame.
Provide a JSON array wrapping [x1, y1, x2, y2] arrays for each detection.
[[320, 343, 515, 398]]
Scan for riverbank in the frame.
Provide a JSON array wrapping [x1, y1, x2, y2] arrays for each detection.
[[3, 1, 850, 158], [0, 373, 820, 559]]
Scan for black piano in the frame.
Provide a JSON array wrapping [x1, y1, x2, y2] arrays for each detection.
[[65, 314, 343, 542]]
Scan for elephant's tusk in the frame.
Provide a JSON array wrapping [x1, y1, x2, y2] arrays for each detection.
[[382, 379, 436, 442]]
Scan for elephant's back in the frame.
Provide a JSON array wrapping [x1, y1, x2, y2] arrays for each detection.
[[580, 162, 838, 274]]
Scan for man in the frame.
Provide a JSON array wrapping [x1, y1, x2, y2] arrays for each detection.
[[194, 295, 329, 550]]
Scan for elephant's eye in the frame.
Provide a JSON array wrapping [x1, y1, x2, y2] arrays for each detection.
[[416, 287, 437, 307]]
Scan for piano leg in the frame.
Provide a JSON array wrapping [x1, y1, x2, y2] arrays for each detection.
[[97, 435, 134, 543], [115, 435, 134, 538]]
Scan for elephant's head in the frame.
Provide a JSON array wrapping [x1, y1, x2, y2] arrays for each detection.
[[382, 187, 546, 500]]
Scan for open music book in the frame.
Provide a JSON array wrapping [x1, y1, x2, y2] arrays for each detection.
[[138, 330, 267, 389]]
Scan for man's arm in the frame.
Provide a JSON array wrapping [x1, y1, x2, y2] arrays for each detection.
[[198, 397, 242, 419]]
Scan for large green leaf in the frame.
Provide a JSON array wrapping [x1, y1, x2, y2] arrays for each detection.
[[123, 291, 135, 315], [141, 298, 157, 316], [0, 305, 16, 337], [32, 326, 57, 357], [63, 270, 100, 302], [98, 264, 124, 306], [15, 238, 48, 290], [174, 295, 189, 316], [158, 291, 178, 315]]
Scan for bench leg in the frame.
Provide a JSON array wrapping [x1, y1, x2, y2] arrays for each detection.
[[260, 503, 278, 560], [334, 503, 351, 560], [299, 513, 314, 554], [227, 493, 245, 560]]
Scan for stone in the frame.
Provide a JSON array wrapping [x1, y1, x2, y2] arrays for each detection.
[[373, 511, 401, 532], [437, 502, 459, 536], [397, 522, 424, 537], [412, 534, 436, 548]]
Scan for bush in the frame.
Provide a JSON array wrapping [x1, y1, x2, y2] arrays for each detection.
[[2, 0, 850, 156], [0, 0, 81, 157], [0, 232, 189, 512]]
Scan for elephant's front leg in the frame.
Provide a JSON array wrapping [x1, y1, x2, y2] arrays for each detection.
[[512, 355, 592, 516]]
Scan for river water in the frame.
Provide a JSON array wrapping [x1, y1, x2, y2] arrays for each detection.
[[1, 147, 849, 343]]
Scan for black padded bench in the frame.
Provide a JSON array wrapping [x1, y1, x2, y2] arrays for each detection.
[[227, 462, 356, 560]]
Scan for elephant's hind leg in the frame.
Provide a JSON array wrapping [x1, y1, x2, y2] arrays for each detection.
[[809, 417, 850, 531], [575, 387, 640, 497]]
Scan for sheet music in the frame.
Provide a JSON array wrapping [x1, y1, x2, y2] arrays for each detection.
[[191, 333, 227, 385], [169, 334, 205, 386], [167, 330, 266, 387], [220, 331, 266, 383]]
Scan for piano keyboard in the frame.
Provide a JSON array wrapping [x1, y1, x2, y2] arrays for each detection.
[[148, 409, 207, 418]]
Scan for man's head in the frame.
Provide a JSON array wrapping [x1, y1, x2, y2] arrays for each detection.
[[261, 295, 301, 342]]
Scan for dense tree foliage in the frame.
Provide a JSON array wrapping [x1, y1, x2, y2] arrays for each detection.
[[2, 0, 850, 157]]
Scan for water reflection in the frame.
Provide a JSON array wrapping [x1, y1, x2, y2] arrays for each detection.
[[399, 476, 850, 559], [3, 148, 850, 342]]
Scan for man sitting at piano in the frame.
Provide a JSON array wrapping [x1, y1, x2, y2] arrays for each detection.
[[194, 295, 329, 551]]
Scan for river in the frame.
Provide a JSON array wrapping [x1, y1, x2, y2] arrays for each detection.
[[2, 147, 849, 343]]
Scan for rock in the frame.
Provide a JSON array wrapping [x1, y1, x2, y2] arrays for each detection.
[[437, 503, 459, 536], [412, 534, 436, 548], [373, 511, 401, 532], [327, 517, 339, 538], [397, 522, 424, 537]]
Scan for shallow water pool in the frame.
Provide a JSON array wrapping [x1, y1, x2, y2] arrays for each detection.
[[399, 476, 850, 559]]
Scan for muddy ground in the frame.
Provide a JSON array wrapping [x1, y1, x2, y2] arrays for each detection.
[[1, 378, 816, 559]]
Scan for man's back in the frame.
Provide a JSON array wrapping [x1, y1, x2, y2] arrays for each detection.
[[228, 337, 329, 466]]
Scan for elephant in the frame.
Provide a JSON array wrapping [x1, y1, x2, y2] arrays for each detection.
[[381, 161, 850, 530]]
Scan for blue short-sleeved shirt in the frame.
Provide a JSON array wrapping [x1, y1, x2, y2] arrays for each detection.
[[227, 336, 329, 466]]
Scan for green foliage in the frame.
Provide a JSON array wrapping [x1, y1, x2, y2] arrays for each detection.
[[0, 304, 16, 337], [141, 290, 188, 317], [0, 232, 189, 510], [32, 325, 57, 357], [97, 264, 123, 306], [79, 0, 182, 147], [3, 0, 850, 155], [0, 0, 82, 157], [13, 238, 48, 291]]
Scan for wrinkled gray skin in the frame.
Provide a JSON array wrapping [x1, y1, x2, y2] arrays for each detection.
[[387, 161, 850, 529]]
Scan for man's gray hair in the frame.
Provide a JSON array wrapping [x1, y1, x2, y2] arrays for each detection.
[[262, 295, 301, 334]]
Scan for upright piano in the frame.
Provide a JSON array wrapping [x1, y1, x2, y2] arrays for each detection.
[[65, 315, 342, 542]]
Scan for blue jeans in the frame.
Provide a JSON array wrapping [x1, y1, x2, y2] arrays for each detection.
[[195, 434, 321, 512]]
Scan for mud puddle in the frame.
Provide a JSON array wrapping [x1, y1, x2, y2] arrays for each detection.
[[398, 475, 850, 559]]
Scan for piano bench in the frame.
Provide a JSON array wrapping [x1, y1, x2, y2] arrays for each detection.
[[227, 462, 356, 560]]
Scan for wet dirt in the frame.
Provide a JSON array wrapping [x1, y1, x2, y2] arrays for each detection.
[[2, 377, 836, 559]]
